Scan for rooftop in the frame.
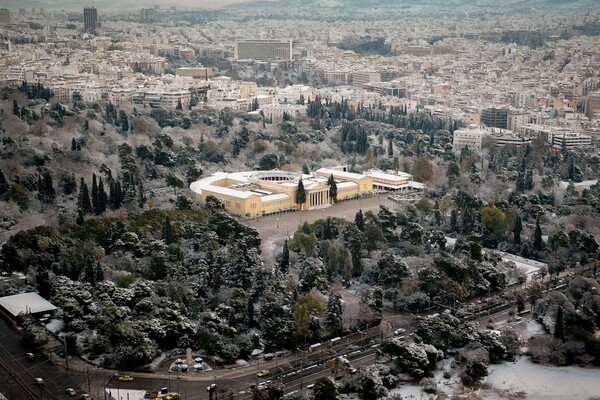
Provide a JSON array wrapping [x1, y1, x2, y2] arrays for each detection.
[[0, 292, 57, 317]]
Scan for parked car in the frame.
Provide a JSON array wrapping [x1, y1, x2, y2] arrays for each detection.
[[257, 369, 270, 377], [66, 388, 76, 396], [80, 394, 91, 400], [206, 384, 217, 392], [394, 328, 406, 335], [35, 378, 44, 385], [26, 353, 35, 361], [117, 375, 134, 382]]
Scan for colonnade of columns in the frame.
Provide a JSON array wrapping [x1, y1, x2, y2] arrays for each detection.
[[309, 190, 328, 208]]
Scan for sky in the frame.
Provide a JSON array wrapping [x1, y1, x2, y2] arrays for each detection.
[[0, 0, 277, 10]]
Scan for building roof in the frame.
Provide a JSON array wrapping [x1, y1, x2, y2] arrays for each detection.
[[0, 293, 57, 317]]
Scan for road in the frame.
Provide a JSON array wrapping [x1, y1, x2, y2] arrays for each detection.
[[0, 315, 87, 400]]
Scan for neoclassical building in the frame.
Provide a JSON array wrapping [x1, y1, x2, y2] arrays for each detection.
[[189, 167, 422, 217]]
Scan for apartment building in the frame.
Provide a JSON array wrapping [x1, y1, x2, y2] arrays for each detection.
[[481, 107, 509, 129], [507, 110, 530, 133], [234, 39, 293, 61], [453, 125, 488, 153], [0, 9, 10, 24]]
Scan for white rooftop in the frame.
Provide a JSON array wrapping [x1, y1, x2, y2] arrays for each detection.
[[0, 293, 57, 317]]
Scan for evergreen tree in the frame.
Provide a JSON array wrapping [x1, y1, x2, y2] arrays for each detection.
[[163, 216, 175, 244], [176, 99, 183, 111], [118, 110, 129, 132], [513, 214, 522, 245], [354, 209, 365, 232], [114, 181, 123, 209], [324, 293, 343, 336], [71, 138, 77, 151], [37, 168, 56, 204], [434, 201, 442, 226], [138, 179, 146, 208], [78, 178, 93, 214], [12, 100, 20, 116], [91, 173, 100, 214], [533, 214, 544, 251], [450, 209, 459, 232], [0, 170, 9, 196], [525, 170, 534, 190], [276, 239, 290, 274], [302, 164, 310, 175], [327, 174, 337, 203], [76, 208, 84, 225], [554, 306, 564, 341], [98, 177, 107, 214], [295, 179, 306, 208]]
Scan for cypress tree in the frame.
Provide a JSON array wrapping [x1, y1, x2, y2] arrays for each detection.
[[91, 174, 99, 214], [163, 216, 174, 244], [327, 174, 337, 203], [533, 214, 544, 251], [71, 138, 77, 151], [513, 214, 522, 245], [114, 181, 122, 209], [295, 179, 306, 209], [354, 209, 365, 232], [98, 177, 107, 213], [108, 180, 115, 210], [0, 170, 9, 196], [78, 178, 92, 214], [76, 208, 84, 225], [37, 169, 56, 204], [277, 239, 290, 274], [554, 306, 564, 341]]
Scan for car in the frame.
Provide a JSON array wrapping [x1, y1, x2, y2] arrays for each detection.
[[35, 378, 44, 385], [394, 328, 406, 335], [257, 369, 270, 377], [349, 367, 358, 374], [80, 395, 91, 400], [117, 375, 134, 382], [515, 316, 523, 321], [207, 384, 217, 392], [26, 352, 35, 361], [66, 388, 77, 396], [194, 357, 203, 363], [263, 353, 274, 360]]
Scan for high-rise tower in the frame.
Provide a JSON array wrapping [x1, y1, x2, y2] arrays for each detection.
[[83, 7, 97, 35]]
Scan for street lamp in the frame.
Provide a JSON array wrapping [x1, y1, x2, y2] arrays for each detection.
[[276, 218, 279, 228]]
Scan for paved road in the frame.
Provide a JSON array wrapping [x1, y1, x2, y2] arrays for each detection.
[[0, 317, 86, 400]]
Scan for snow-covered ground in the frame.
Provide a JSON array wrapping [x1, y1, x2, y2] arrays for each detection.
[[480, 357, 600, 400], [106, 389, 146, 400], [560, 179, 598, 189]]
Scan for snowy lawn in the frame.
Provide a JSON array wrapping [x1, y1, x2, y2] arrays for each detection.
[[480, 356, 600, 400]]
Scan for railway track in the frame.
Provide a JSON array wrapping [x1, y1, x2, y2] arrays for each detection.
[[0, 341, 37, 400]]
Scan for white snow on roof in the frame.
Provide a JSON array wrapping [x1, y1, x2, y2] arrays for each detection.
[[261, 193, 289, 202], [0, 293, 57, 317], [316, 168, 366, 180]]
